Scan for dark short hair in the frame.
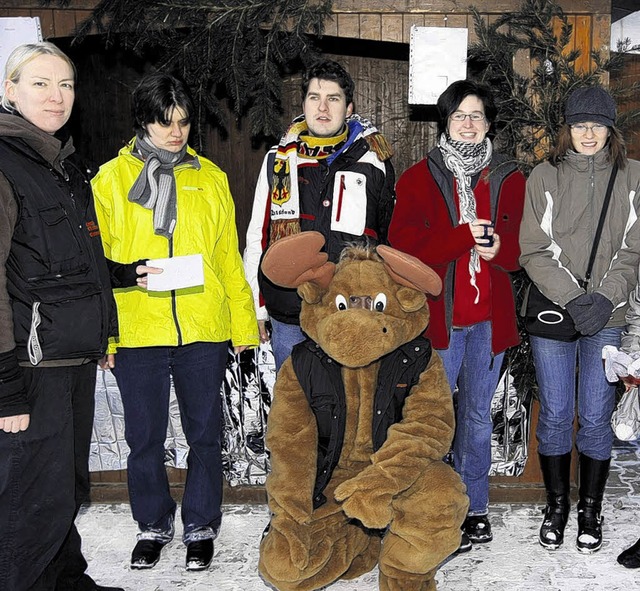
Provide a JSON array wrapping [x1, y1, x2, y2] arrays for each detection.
[[132, 73, 194, 133], [436, 80, 497, 136], [301, 59, 355, 106]]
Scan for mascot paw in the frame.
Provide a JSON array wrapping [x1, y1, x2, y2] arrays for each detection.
[[335, 480, 394, 529], [272, 520, 312, 571], [262, 521, 333, 581]]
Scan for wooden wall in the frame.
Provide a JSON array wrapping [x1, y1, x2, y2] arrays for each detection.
[[54, 39, 422, 251], [0, 0, 95, 38], [0, 0, 613, 48], [2, 1, 626, 500], [329, 0, 611, 55], [0, 1, 615, 247], [616, 52, 640, 160]]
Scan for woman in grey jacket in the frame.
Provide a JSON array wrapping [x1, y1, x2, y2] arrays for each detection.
[[520, 87, 640, 554]]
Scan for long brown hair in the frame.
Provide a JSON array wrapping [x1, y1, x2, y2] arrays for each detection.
[[550, 124, 627, 169]]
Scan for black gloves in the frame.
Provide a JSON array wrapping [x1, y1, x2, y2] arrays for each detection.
[[106, 258, 147, 288], [565, 294, 592, 327], [565, 292, 614, 336]]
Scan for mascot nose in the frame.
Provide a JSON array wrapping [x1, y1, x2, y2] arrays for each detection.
[[349, 295, 373, 310]]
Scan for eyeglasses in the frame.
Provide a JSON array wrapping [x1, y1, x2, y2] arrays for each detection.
[[570, 123, 608, 134], [450, 112, 486, 122]]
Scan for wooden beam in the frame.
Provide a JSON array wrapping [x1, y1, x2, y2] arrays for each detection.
[[331, 0, 611, 15], [324, 13, 338, 37], [593, 12, 611, 85], [403, 13, 424, 44], [0, 8, 27, 17], [38, 9, 56, 38], [574, 15, 592, 73], [381, 13, 403, 43], [0, 0, 613, 16], [0, 1, 613, 52], [336, 13, 360, 39], [360, 13, 381, 41], [0, 0, 98, 8], [444, 14, 467, 28], [52, 9, 78, 39]]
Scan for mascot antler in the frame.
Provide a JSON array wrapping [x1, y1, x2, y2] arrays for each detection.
[[261, 231, 336, 289], [377, 245, 442, 297]]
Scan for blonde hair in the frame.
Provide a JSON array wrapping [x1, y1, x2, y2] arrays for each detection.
[[1, 42, 76, 112]]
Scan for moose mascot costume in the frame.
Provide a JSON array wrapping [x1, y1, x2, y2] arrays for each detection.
[[258, 232, 469, 591]]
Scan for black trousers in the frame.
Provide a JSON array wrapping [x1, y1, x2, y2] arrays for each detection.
[[0, 363, 98, 591]]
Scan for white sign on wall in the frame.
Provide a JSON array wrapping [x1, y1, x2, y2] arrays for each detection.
[[409, 25, 468, 105], [0, 17, 43, 81]]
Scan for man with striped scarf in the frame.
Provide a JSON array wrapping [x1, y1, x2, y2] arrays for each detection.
[[244, 59, 396, 371]]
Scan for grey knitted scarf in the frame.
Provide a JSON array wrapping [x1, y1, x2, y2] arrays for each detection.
[[438, 132, 492, 303], [128, 134, 198, 239]]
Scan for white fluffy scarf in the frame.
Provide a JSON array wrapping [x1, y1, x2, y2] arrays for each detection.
[[438, 133, 492, 303]]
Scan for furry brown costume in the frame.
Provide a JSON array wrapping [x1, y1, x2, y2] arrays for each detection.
[[259, 232, 468, 591]]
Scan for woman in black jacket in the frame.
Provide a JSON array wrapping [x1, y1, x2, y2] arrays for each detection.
[[0, 42, 121, 591]]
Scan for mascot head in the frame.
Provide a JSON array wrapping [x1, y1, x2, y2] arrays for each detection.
[[261, 232, 441, 368]]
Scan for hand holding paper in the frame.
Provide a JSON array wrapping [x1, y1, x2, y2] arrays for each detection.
[[135, 264, 163, 289], [146, 254, 205, 291]]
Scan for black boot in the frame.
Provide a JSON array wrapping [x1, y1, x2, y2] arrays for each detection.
[[618, 537, 640, 568], [538, 452, 571, 550], [576, 453, 610, 554], [131, 539, 166, 569]]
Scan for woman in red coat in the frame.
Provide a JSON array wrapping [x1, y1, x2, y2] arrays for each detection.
[[389, 80, 525, 552]]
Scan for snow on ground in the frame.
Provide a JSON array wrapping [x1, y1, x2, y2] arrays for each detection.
[[79, 442, 640, 590]]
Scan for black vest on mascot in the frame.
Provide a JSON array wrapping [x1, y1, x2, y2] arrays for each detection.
[[292, 335, 433, 509], [0, 137, 112, 364]]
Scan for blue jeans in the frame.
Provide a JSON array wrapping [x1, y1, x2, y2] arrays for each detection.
[[438, 321, 504, 515], [270, 318, 305, 372], [112, 341, 228, 544], [530, 327, 622, 460]]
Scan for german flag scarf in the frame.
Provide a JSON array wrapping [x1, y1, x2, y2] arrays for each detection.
[[268, 114, 392, 244]]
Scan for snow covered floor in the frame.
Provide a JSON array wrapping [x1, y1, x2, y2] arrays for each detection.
[[79, 441, 640, 591]]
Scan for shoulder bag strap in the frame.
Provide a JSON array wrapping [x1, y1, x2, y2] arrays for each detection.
[[584, 164, 619, 284]]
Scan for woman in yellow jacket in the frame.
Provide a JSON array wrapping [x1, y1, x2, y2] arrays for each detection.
[[92, 73, 258, 572]]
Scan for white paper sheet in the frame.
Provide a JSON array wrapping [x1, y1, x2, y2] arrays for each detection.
[[409, 26, 468, 105], [0, 18, 42, 82], [146, 254, 204, 291]]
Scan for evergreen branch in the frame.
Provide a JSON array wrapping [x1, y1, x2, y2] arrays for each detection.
[[470, 0, 639, 175], [44, 0, 333, 140]]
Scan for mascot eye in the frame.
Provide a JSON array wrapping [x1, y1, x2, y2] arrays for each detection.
[[374, 293, 387, 312], [335, 294, 348, 311]]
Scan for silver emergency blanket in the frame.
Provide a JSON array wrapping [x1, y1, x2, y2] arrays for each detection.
[[489, 367, 531, 477], [222, 344, 274, 486], [90, 343, 531, 483]]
